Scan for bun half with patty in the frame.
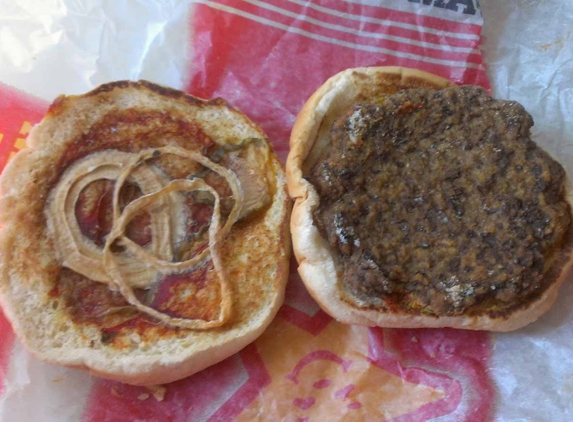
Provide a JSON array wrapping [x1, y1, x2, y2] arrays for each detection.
[[0, 81, 290, 385], [287, 66, 573, 331]]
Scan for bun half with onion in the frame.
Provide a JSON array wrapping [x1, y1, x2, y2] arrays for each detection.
[[287, 66, 573, 331], [0, 81, 290, 385]]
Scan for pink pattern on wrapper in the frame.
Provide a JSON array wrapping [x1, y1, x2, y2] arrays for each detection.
[[384, 328, 494, 422], [83, 343, 270, 422], [333, 384, 355, 400], [347, 401, 362, 410], [312, 379, 331, 389], [286, 350, 352, 384], [293, 397, 315, 410]]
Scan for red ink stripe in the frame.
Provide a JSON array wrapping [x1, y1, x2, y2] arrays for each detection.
[[382, 328, 494, 422], [211, 0, 484, 65], [263, 0, 480, 49], [206, 343, 271, 421], [308, 0, 483, 34]]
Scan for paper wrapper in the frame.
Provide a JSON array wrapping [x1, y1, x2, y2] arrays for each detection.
[[0, 1, 571, 420]]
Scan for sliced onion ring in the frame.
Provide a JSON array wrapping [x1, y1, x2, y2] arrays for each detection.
[[116, 146, 243, 273], [103, 179, 232, 329], [46, 151, 174, 288]]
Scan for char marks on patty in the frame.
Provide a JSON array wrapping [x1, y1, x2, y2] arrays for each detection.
[[308, 86, 571, 316]]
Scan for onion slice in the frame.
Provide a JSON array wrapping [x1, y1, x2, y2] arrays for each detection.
[[46, 151, 174, 288], [117, 146, 243, 273], [103, 179, 231, 329], [46, 145, 245, 329]]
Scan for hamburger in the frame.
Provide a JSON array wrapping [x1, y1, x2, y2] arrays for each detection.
[[287, 66, 573, 331], [0, 81, 291, 385]]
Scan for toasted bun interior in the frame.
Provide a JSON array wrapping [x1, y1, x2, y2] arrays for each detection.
[[0, 81, 291, 385]]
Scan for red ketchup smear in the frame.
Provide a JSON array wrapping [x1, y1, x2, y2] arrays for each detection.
[[187, 201, 213, 238], [75, 181, 152, 247], [74, 180, 114, 246], [151, 265, 210, 317], [98, 263, 213, 341]]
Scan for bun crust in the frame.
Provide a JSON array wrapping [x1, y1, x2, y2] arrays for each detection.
[[287, 66, 573, 331], [0, 81, 291, 385]]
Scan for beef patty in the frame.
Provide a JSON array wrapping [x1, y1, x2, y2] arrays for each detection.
[[308, 86, 572, 316]]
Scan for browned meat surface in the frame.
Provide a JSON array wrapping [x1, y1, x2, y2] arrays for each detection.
[[308, 86, 571, 316]]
